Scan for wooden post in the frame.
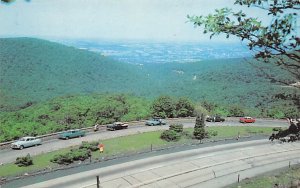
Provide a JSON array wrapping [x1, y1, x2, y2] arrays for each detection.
[[151, 144, 153, 151], [238, 174, 240, 183], [289, 161, 291, 168], [96, 175, 100, 188]]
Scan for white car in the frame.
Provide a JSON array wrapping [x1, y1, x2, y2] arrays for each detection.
[[11, 136, 42, 149]]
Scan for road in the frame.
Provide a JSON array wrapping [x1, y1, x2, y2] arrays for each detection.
[[16, 140, 300, 188], [0, 118, 289, 164]]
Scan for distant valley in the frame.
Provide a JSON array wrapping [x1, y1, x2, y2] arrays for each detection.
[[0, 37, 294, 111]]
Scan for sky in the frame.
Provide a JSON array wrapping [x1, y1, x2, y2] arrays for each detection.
[[0, 0, 270, 42]]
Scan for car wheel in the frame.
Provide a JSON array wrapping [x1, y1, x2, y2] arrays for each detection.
[[151, 123, 154, 126], [20, 145, 24, 150], [65, 137, 69, 140]]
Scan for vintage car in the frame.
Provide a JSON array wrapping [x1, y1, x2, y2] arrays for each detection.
[[58, 129, 85, 139], [145, 118, 166, 126], [206, 115, 225, 122], [106, 122, 129, 131], [239, 117, 256, 123], [11, 136, 42, 150]]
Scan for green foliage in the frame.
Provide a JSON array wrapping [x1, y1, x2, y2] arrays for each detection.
[[0, 93, 151, 142], [15, 154, 33, 167], [175, 97, 194, 117], [228, 105, 245, 117], [79, 141, 99, 152], [193, 127, 207, 142], [160, 124, 184, 142], [193, 103, 209, 116], [194, 114, 207, 142], [51, 153, 74, 165], [0, 38, 296, 115], [151, 96, 176, 118], [160, 130, 181, 142], [0, 38, 297, 142], [151, 96, 195, 118], [51, 147, 91, 165], [267, 107, 285, 119], [169, 124, 184, 133], [188, 0, 300, 113], [69, 148, 91, 161], [195, 113, 205, 128]]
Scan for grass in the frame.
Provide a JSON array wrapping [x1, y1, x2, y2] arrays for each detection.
[[230, 166, 300, 188], [0, 126, 273, 178], [0, 148, 70, 177], [184, 126, 273, 139], [206, 126, 273, 138]]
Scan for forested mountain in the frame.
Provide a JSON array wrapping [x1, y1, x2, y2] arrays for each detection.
[[0, 38, 144, 110], [0, 38, 295, 111]]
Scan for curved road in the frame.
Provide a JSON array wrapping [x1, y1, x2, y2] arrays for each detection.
[[0, 118, 289, 164], [17, 140, 300, 188]]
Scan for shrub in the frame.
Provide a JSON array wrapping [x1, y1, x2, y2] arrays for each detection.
[[175, 97, 194, 117], [15, 154, 33, 167], [70, 148, 90, 161], [160, 130, 181, 142], [169, 124, 183, 133], [51, 148, 91, 165], [194, 114, 207, 142], [228, 105, 245, 117], [79, 141, 99, 152], [151, 96, 176, 118], [51, 153, 74, 165]]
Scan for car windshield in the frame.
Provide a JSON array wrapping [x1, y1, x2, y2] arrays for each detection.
[[19, 138, 26, 141]]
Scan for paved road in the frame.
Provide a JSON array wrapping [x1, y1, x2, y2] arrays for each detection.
[[17, 140, 300, 188], [0, 118, 289, 164]]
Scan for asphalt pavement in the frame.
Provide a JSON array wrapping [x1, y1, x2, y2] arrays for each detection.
[[0, 118, 289, 165], [12, 139, 300, 188]]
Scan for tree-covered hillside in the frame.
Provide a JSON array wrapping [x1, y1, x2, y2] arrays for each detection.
[[0, 38, 144, 110], [0, 37, 297, 113]]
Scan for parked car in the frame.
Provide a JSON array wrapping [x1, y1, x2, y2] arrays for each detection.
[[107, 122, 129, 131], [58, 129, 85, 139], [239, 117, 255, 123], [145, 118, 166, 126], [206, 115, 225, 122], [11, 136, 42, 150]]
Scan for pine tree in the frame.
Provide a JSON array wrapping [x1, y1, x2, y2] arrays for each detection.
[[193, 113, 207, 143]]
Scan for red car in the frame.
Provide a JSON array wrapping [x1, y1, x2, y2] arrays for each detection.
[[239, 117, 255, 123]]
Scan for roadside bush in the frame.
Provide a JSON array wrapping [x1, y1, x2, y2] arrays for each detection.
[[169, 124, 183, 133], [160, 130, 181, 142], [175, 97, 194, 117], [267, 108, 285, 119], [151, 96, 176, 118], [51, 148, 91, 165], [15, 154, 33, 167], [228, 105, 245, 117], [70, 148, 90, 161], [79, 141, 99, 152], [51, 153, 74, 165]]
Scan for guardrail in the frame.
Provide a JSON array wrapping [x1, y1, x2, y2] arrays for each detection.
[[0, 117, 195, 149]]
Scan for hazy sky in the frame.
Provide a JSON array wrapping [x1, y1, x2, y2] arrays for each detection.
[[0, 0, 270, 42]]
